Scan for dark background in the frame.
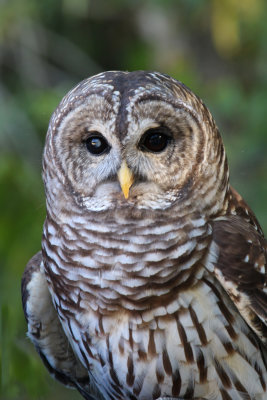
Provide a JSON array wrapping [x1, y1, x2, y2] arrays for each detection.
[[1, 1, 266, 399]]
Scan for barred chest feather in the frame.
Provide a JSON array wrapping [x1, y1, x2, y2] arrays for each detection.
[[42, 212, 267, 400]]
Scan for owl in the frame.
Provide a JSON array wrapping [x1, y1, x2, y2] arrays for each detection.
[[22, 71, 267, 400]]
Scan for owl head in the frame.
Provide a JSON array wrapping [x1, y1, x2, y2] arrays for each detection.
[[43, 71, 229, 219]]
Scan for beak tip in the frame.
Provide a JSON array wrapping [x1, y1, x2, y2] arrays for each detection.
[[122, 188, 129, 199]]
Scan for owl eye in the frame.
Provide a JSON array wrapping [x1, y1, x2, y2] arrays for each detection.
[[138, 128, 172, 153], [85, 133, 110, 155]]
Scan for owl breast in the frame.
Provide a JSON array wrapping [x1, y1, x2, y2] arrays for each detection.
[[43, 202, 210, 313], [42, 208, 265, 399]]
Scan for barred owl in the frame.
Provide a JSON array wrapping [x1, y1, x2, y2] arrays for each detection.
[[22, 71, 267, 400]]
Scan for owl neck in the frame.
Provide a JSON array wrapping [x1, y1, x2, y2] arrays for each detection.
[[43, 202, 212, 313]]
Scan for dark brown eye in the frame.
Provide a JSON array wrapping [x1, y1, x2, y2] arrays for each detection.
[[138, 127, 172, 153], [85, 133, 110, 155]]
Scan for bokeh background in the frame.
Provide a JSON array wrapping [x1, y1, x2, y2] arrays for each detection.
[[0, 1, 266, 399]]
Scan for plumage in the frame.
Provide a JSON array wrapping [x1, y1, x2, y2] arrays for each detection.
[[22, 71, 267, 399]]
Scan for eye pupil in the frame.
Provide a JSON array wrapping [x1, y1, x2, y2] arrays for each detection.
[[145, 133, 165, 151], [85, 134, 110, 155], [139, 128, 171, 153], [91, 137, 101, 148]]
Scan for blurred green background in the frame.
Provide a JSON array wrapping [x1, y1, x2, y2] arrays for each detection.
[[0, 1, 266, 399]]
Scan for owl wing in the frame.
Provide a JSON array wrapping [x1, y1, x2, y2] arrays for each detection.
[[21, 251, 99, 400], [208, 214, 267, 345]]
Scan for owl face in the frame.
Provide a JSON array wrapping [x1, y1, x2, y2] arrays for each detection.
[[43, 71, 228, 216]]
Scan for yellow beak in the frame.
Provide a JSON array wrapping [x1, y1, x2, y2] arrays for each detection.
[[117, 161, 134, 199]]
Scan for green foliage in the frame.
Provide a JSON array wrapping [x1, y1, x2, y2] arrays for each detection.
[[0, 1, 266, 398]]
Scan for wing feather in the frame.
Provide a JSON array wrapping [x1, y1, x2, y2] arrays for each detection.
[[21, 251, 99, 400], [209, 215, 267, 345]]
